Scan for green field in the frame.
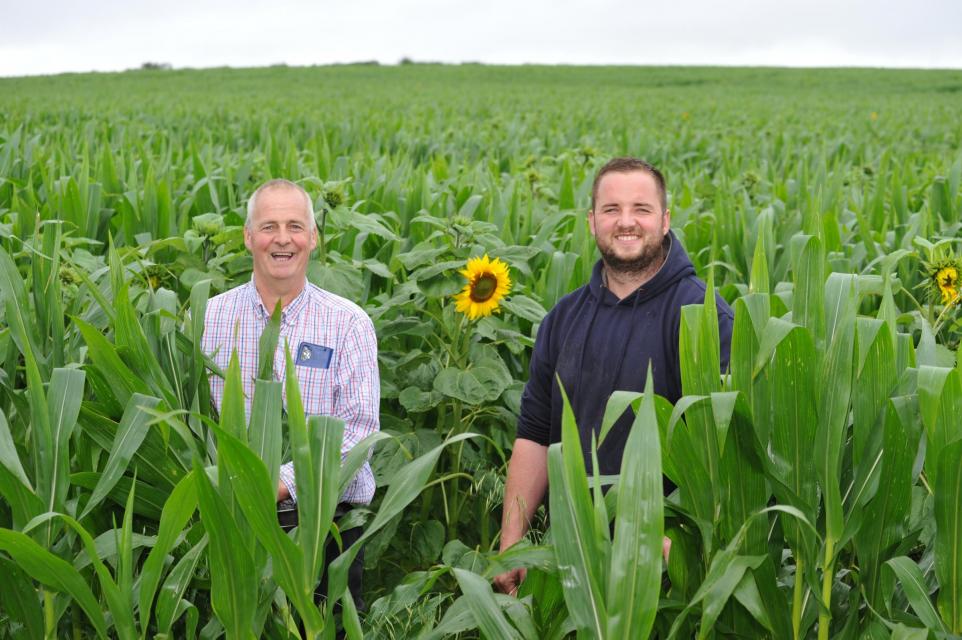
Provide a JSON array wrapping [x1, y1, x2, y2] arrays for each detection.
[[1, 64, 962, 638]]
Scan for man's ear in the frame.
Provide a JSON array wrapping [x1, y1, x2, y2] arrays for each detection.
[[588, 209, 596, 236], [243, 226, 253, 252], [662, 208, 671, 235]]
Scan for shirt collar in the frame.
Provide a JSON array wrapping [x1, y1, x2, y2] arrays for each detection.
[[247, 277, 310, 325]]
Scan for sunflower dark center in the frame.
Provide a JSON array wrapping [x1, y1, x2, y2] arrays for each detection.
[[470, 273, 498, 302]]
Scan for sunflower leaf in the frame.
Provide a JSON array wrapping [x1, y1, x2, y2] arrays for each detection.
[[433, 357, 512, 405]]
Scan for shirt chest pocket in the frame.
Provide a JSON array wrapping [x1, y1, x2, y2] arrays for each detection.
[[294, 364, 336, 415]]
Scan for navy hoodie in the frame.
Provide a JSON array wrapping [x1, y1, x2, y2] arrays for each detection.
[[517, 231, 734, 480]]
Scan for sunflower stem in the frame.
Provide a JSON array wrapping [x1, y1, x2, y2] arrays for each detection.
[[446, 401, 465, 540], [932, 293, 960, 336]]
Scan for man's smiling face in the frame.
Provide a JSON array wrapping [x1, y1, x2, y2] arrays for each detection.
[[588, 170, 670, 275], [244, 186, 317, 293]]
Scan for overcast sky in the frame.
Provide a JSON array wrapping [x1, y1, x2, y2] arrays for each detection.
[[2, 0, 961, 77]]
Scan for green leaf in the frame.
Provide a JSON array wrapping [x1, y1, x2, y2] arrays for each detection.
[[852, 399, 920, 610], [74, 316, 150, 408], [139, 471, 198, 633], [606, 368, 662, 640], [790, 234, 825, 346], [80, 393, 161, 520], [885, 556, 948, 634], [760, 320, 819, 557], [0, 244, 41, 362], [113, 283, 178, 407], [500, 295, 547, 323], [890, 623, 929, 640], [21, 511, 137, 640], [0, 556, 44, 640], [0, 406, 31, 489], [852, 318, 897, 470], [339, 432, 393, 495], [194, 462, 258, 639], [258, 300, 282, 381], [118, 478, 137, 606], [189, 278, 212, 411], [717, 392, 769, 554], [433, 356, 512, 404], [46, 368, 85, 514], [0, 528, 108, 638], [73, 530, 155, 572], [749, 222, 770, 294], [815, 273, 856, 545], [77, 404, 183, 490], [935, 439, 962, 633], [326, 432, 480, 623], [281, 342, 343, 593], [398, 386, 442, 413], [917, 367, 962, 489], [219, 346, 247, 442], [301, 415, 344, 583], [0, 407, 43, 528], [249, 380, 283, 494], [212, 423, 322, 632], [668, 505, 813, 640], [546, 380, 606, 637], [453, 568, 524, 640], [696, 555, 767, 640], [155, 534, 208, 635], [597, 390, 642, 449], [916, 318, 956, 368]]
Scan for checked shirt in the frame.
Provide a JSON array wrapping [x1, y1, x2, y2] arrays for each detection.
[[201, 278, 379, 504]]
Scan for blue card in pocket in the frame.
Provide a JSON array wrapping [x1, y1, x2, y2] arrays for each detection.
[[295, 341, 333, 369]]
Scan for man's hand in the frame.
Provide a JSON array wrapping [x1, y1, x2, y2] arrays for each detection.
[[277, 480, 290, 502], [493, 439, 548, 596], [663, 535, 672, 563], [493, 567, 527, 596]]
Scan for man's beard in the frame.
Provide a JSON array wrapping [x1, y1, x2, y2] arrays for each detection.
[[599, 234, 668, 277]]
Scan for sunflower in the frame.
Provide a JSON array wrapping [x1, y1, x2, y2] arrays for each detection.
[[454, 254, 511, 320], [919, 253, 962, 306], [936, 265, 959, 303]]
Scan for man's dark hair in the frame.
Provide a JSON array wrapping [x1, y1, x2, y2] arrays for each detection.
[[590, 157, 668, 212]]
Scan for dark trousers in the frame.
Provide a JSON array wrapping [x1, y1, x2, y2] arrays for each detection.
[[277, 501, 365, 610]]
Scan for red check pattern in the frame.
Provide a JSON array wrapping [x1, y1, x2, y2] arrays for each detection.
[[202, 279, 379, 504]]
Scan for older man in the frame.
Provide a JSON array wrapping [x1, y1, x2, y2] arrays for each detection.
[[494, 157, 734, 594], [202, 178, 378, 603]]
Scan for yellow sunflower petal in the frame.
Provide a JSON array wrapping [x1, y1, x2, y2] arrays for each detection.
[[453, 254, 512, 320]]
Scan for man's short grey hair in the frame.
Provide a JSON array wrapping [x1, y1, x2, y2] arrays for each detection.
[[245, 179, 314, 228]]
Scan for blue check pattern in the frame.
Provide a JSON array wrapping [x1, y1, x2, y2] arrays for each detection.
[[202, 278, 379, 504]]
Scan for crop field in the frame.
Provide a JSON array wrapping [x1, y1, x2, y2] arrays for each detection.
[[1, 64, 962, 638]]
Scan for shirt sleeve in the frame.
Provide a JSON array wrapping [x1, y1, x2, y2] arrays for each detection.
[[516, 311, 556, 446], [280, 313, 380, 504], [333, 314, 381, 459]]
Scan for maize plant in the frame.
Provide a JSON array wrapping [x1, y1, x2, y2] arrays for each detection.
[[1, 65, 962, 638]]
